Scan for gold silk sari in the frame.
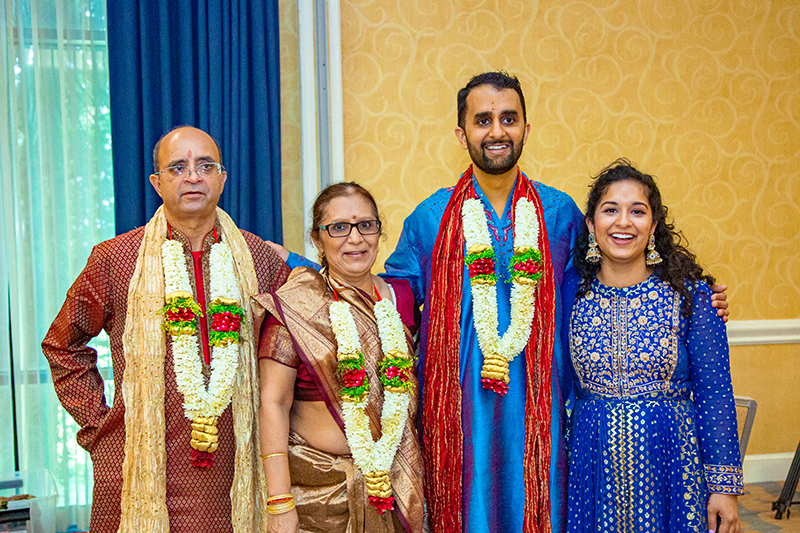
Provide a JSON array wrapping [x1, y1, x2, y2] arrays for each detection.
[[252, 267, 424, 533]]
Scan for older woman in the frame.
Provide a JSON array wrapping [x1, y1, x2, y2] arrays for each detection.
[[566, 160, 743, 533], [252, 183, 423, 533]]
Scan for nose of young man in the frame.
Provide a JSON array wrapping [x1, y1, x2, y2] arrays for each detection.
[[481, 122, 513, 150]]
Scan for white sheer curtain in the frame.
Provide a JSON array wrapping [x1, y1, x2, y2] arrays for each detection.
[[0, 1, 114, 530]]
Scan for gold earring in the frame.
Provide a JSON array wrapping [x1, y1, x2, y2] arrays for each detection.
[[586, 232, 602, 264], [645, 235, 662, 266]]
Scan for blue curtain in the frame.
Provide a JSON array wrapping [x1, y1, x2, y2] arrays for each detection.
[[106, 0, 283, 242]]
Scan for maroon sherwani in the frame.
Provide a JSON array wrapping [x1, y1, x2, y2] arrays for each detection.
[[42, 224, 290, 533]]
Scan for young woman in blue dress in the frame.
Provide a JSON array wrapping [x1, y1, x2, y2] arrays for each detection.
[[566, 159, 743, 533]]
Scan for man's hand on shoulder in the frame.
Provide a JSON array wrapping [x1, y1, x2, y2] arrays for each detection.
[[710, 284, 729, 323], [266, 241, 290, 262]]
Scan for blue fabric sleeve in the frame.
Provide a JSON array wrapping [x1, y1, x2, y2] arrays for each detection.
[[559, 265, 581, 414], [286, 251, 320, 271], [383, 216, 425, 307], [556, 200, 584, 414], [686, 281, 744, 494]]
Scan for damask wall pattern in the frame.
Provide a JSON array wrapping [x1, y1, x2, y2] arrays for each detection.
[[278, 0, 800, 456], [330, 0, 799, 321]]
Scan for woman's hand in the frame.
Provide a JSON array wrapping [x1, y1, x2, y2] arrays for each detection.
[[267, 509, 300, 533], [707, 493, 740, 533]]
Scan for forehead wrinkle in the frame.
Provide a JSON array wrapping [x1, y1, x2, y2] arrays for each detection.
[[166, 156, 189, 167], [165, 152, 216, 168]]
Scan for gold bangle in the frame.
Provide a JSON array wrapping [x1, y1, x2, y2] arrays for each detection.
[[266, 499, 296, 515], [261, 452, 288, 460], [266, 493, 294, 504]]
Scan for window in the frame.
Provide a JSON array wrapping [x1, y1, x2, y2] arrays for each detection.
[[1, 1, 114, 529]]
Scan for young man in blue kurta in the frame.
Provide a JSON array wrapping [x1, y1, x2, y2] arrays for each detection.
[[382, 72, 583, 533]]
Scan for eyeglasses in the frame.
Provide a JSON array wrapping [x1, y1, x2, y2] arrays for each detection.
[[318, 219, 381, 238], [155, 162, 224, 178]]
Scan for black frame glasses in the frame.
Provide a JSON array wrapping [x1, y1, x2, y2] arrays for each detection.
[[318, 219, 382, 238]]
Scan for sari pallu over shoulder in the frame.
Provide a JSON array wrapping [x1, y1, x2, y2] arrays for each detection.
[[251, 267, 424, 533]]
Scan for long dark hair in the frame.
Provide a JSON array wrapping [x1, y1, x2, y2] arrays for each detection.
[[574, 158, 715, 317]]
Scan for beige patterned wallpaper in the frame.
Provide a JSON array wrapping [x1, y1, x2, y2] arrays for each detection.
[[279, 0, 800, 455], [281, 0, 800, 321]]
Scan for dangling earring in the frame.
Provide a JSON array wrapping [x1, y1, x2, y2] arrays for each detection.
[[586, 233, 602, 264], [645, 235, 662, 266]]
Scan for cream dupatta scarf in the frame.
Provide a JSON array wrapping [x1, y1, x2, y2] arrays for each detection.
[[118, 206, 266, 532]]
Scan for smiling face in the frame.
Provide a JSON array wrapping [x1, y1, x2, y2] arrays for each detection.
[[455, 85, 530, 178], [149, 127, 227, 227], [313, 194, 380, 288], [587, 180, 656, 269]]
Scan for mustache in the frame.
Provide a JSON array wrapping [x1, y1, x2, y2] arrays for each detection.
[[481, 139, 513, 149], [179, 185, 208, 193]]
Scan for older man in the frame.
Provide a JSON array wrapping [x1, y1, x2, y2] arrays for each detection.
[[42, 126, 289, 533]]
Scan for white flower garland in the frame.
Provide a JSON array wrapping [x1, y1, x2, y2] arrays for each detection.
[[373, 299, 408, 355], [329, 296, 412, 504], [462, 197, 540, 365], [162, 239, 240, 420]]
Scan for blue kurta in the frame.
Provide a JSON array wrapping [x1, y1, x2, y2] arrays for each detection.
[[384, 173, 583, 532], [566, 275, 744, 533]]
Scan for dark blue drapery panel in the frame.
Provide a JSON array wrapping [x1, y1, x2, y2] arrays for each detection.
[[107, 0, 283, 242]]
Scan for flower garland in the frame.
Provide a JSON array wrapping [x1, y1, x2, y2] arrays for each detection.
[[161, 238, 244, 467], [462, 196, 542, 395], [328, 288, 413, 514]]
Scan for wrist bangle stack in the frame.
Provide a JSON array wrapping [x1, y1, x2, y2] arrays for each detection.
[[266, 493, 295, 515]]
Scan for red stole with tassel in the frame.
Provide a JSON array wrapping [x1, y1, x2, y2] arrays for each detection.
[[423, 165, 556, 533]]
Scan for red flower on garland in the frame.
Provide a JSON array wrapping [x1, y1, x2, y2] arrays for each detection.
[[513, 258, 541, 275], [368, 496, 395, 514], [481, 378, 509, 396], [166, 307, 196, 322], [384, 366, 406, 381], [211, 311, 242, 332], [468, 257, 495, 277], [191, 449, 214, 468], [341, 367, 367, 388], [211, 311, 242, 331]]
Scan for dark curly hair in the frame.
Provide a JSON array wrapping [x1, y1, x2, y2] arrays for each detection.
[[574, 158, 715, 318]]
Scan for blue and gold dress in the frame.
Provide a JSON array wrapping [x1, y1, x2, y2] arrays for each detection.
[[566, 274, 744, 532]]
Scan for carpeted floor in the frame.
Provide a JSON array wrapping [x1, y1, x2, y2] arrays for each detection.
[[741, 481, 799, 533]]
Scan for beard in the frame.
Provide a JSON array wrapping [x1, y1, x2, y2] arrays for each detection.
[[466, 136, 524, 175]]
